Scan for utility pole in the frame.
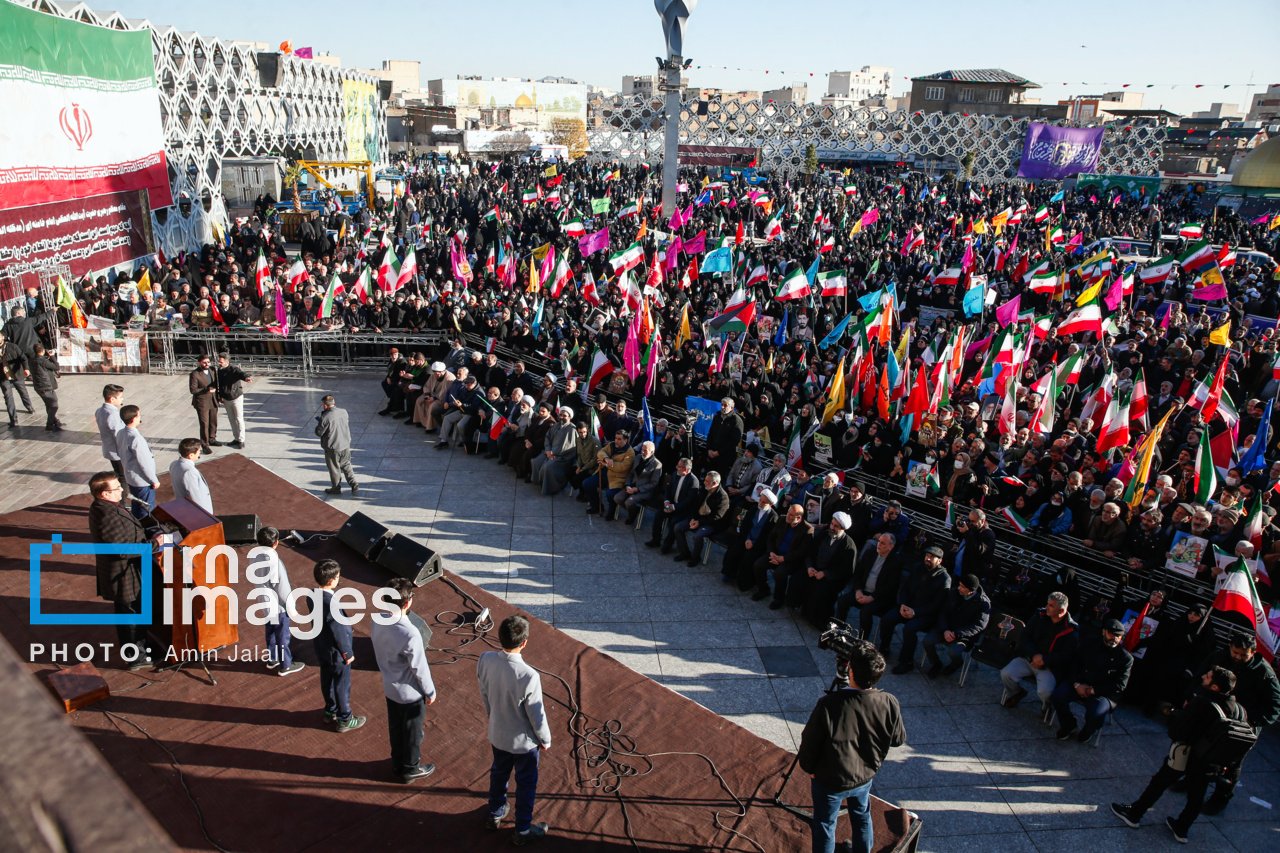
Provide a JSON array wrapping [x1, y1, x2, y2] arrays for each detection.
[[656, 1, 697, 218]]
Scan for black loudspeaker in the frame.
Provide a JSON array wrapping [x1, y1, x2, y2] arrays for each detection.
[[376, 534, 443, 587], [407, 611, 434, 649], [219, 514, 261, 546], [338, 512, 392, 560], [256, 52, 283, 88]]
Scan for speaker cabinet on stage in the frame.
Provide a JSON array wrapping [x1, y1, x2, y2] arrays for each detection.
[[376, 534, 443, 587], [219, 514, 261, 546], [338, 512, 391, 560]]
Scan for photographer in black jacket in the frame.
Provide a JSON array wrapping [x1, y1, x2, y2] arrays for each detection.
[[799, 639, 907, 853]]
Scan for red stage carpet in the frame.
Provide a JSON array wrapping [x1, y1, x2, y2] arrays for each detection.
[[0, 454, 917, 851]]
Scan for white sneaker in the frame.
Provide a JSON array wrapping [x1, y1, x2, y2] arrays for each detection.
[[266, 661, 280, 670], [278, 662, 306, 677]]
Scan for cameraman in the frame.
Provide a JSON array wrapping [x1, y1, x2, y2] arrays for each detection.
[[799, 639, 907, 853]]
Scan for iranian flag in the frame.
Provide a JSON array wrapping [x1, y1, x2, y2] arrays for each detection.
[[1194, 428, 1219, 502], [587, 348, 615, 394], [0, 2, 172, 209], [287, 255, 308, 290], [254, 250, 271, 298], [934, 267, 963, 286], [581, 271, 600, 306], [550, 255, 573, 298], [350, 267, 370, 303], [488, 413, 509, 441], [746, 265, 769, 287], [1055, 350, 1085, 386], [775, 267, 812, 301], [1139, 256, 1177, 284], [1096, 393, 1131, 453], [1033, 204, 1050, 224], [818, 270, 847, 296], [377, 250, 398, 291], [1212, 560, 1278, 661], [1056, 304, 1103, 337], [1178, 240, 1216, 275], [319, 273, 343, 319], [1001, 507, 1030, 533], [1178, 222, 1204, 239], [1048, 225, 1065, 244], [522, 187, 540, 204], [609, 241, 644, 274], [764, 215, 783, 241], [394, 247, 417, 291], [1273, 351, 1280, 381], [1130, 369, 1149, 429], [565, 216, 586, 238], [616, 199, 640, 219]]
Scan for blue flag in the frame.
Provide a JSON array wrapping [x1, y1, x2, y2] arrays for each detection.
[[774, 309, 788, 346], [858, 288, 883, 312], [702, 247, 733, 273], [1238, 398, 1273, 473], [695, 189, 713, 206], [805, 255, 821, 287], [1050, 190, 1065, 203], [977, 363, 1005, 398], [819, 312, 853, 349], [685, 396, 721, 439], [531, 298, 544, 339], [639, 397, 655, 446], [962, 283, 985, 317]]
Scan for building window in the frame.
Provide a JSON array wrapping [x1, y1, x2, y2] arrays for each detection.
[[987, 89, 1006, 103], [958, 88, 975, 103], [925, 86, 944, 101]]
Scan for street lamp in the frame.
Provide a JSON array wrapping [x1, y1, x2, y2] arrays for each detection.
[[655, 1, 696, 216]]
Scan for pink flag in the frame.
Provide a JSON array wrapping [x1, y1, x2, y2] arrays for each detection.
[[995, 296, 1021, 328], [578, 228, 610, 256], [623, 311, 641, 380], [645, 334, 661, 395], [960, 241, 974, 271], [539, 246, 555, 283], [860, 209, 880, 227], [1252, 214, 1270, 225], [1103, 275, 1124, 311], [997, 234, 1018, 271], [683, 231, 706, 255], [665, 236, 683, 272], [294, 47, 313, 59], [1192, 280, 1228, 301], [966, 334, 993, 358], [1064, 233, 1083, 250]]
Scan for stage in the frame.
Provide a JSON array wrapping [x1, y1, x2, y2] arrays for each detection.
[[0, 454, 918, 852]]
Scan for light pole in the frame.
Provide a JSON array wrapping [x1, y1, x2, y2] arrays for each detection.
[[656, 1, 696, 218]]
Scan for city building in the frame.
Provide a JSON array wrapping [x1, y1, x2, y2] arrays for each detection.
[[1056, 90, 1146, 120], [763, 84, 808, 104], [621, 74, 690, 97], [825, 67, 893, 102], [1191, 103, 1243, 120], [908, 69, 1068, 118], [1247, 84, 1280, 126], [427, 76, 587, 131], [1161, 115, 1240, 174], [355, 60, 422, 95]]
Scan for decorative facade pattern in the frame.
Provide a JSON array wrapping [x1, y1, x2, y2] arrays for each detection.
[[587, 95, 1165, 182], [11, 0, 388, 256]]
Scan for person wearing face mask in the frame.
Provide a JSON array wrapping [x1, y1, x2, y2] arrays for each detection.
[[946, 452, 982, 506], [1049, 618, 1132, 742], [1029, 489, 1073, 536]]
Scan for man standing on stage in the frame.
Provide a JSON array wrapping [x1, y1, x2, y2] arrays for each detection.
[[215, 351, 252, 449], [87, 470, 154, 669], [169, 438, 213, 515], [116, 405, 159, 520], [372, 578, 437, 783], [312, 559, 364, 731], [96, 384, 126, 481], [189, 352, 221, 453], [315, 394, 359, 496], [478, 615, 551, 845], [799, 639, 907, 853]]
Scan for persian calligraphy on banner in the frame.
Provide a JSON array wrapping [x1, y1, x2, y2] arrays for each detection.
[[1017, 123, 1104, 180]]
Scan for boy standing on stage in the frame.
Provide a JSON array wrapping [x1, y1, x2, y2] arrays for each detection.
[[312, 559, 364, 731]]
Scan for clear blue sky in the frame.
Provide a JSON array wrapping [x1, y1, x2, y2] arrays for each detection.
[[125, 0, 1280, 116]]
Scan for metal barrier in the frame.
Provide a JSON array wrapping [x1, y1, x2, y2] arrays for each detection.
[[147, 328, 448, 376]]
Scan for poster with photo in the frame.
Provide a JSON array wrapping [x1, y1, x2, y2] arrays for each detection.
[[905, 461, 932, 498], [1119, 609, 1159, 659], [1166, 532, 1207, 578], [57, 329, 148, 374]]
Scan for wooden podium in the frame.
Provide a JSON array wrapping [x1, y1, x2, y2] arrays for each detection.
[[150, 498, 239, 655]]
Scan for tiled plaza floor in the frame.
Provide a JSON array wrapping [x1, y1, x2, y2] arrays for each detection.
[[3, 371, 1277, 851]]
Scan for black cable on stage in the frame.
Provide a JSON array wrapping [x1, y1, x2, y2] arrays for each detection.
[[428, 589, 766, 852]]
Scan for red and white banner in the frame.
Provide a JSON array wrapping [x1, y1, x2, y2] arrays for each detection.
[[0, 191, 151, 280]]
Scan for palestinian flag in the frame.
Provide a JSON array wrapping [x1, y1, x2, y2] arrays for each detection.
[[1212, 559, 1278, 661], [1194, 427, 1219, 502], [1178, 222, 1204, 239], [926, 465, 941, 495], [1001, 507, 1030, 533], [565, 216, 586, 238], [707, 299, 757, 335], [254, 249, 271, 298], [483, 206, 500, 222], [1139, 256, 1177, 284], [817, 269, 847, 296], [609, 241, 644, 274], [944, 501, 960, 528], [587, 347, 615, 393], [775, 267, 812, 301]]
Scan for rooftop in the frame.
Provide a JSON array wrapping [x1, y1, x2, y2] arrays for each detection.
[[911, 69, 1040, 88]]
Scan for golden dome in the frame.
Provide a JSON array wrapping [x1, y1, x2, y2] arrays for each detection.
[[1232, 134, 1280, 188]]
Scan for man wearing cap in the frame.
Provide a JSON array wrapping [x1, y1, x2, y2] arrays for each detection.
[[1049, 618, 1132, 741], [532, 407, 578, 495], [411, 361, 455, 432], [1001, 592, 1078, 709], [215, 352, 252, 449], [836, 533, 904, 640], [922, 574, 990, 679], [792, 512, 858, 626], [721, 490, 779, 590], [613, 440, 662, 524], [879, 545, 951, 674]]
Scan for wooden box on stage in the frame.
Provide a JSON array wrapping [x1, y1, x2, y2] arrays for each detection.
[[47, 663, 110, 713], [150, 498, 238, 655]]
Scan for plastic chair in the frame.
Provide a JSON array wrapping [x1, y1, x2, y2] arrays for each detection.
[[960, 612, 1024, 687]]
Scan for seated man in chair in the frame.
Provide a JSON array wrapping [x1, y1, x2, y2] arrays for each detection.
[[922, 574, 991, 679], [1049, 618, 1132, 742]]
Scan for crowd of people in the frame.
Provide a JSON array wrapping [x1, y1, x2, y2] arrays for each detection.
[[50, 151, 1280, 844]]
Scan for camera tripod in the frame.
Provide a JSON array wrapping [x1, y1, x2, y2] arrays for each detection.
[[772, 665, 849, 822]]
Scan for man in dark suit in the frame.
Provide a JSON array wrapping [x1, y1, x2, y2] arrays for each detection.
[[188, 352, 220, 453], [644, 457, 699, 549], [613, 440, 662, 524], [668, 471, 729, 566], [758, 503, 814, 606], [705, 397, 744, 478], [86, 470, 154, 669], [378, 348, 409, 414], [312, 559, 365, 732], [836, 533, 904, 640], [721, 490, 778, 590]]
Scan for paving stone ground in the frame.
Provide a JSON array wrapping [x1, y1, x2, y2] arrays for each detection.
[[4, 371, 1276, 851]]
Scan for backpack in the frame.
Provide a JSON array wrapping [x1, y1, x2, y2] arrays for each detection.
[[1192, 700, 1257, 766]]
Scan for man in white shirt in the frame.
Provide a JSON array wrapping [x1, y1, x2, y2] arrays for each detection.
[[116, 404, 158, 520], [169, 438, 213, 515], [253, 527, 303, 677], [371, 578, 436, 783], [96, 384, 126, 481]]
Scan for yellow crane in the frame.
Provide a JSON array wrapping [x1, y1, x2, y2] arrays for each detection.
[[294, 160, 376, 207]]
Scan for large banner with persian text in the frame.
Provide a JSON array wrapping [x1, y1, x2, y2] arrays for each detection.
[[0, 191, 151, 279], [1017, 123, 1104, 181], [0, 1, 172, 211]]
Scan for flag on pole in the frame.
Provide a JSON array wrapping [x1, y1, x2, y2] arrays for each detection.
[[817, 269, 847, 296], [775, 267, 812, 301], [821, 358, 847, 425], [587, 347, 615, 393], [1211, 559, 1278, 661], [1000, 507, 1030, 533], [1195, 428, 1219, 503]]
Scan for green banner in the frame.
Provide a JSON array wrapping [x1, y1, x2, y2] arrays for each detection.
[[591, 198, 611, 215], [0, 0, 155, 82], [1075, 173, 1162, 196]]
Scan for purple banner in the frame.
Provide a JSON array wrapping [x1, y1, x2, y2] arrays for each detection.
[[1017, 123, 1104, 180], [683, 230, 706, 255], [578, 227, 610, 257]]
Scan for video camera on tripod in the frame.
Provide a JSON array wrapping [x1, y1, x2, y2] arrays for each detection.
[[818, 619, 872, 691]]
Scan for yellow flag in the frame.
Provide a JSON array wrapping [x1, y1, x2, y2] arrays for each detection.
[[972, 218, 987, 235], [528, 259, 541, 294], [1076, 280, 1103, 307], [701, 175, 710, 188], [1209, 319, 1231, 345], [821, 357, 847, 425], [1200, 265, 1226, 288], [532, 243, 552, 262], [895, 325, 911, 363], [138, 268, 151, 291], [55, 275, 75, 310], [766, 351, 774, 372], [674, 304, 691, 349], [1128, 407, 1174, 510], [850, 218, 863, 236], [544, 165, 558, 178]]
